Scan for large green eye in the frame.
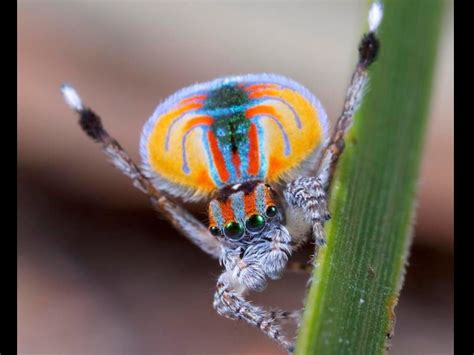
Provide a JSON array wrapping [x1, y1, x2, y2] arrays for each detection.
[[266, 205, 278, 218], [245, 214, 266, 232], [209, 226, 220, 236], [224, 221, 244, 240]]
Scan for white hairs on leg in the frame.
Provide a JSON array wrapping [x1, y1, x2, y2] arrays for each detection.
[[368, 1, 383, 32], [61, 84, 84, 112]]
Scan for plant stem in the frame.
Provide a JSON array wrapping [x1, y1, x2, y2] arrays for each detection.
[[294, 1, 446, 354]]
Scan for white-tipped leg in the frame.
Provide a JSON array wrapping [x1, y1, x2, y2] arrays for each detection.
[[315, 2, 383, 191], [60, 85, 222, 258], [368, 1, 383, 33], [61, 84, 84, 112]]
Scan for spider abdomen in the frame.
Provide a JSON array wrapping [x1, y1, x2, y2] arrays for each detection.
[[140, 73, 328, 201]]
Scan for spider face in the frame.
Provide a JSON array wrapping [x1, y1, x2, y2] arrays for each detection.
[[208, 181, 282, 246]]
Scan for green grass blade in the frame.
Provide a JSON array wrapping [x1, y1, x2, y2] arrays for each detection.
[[294, 1, 445, 354]]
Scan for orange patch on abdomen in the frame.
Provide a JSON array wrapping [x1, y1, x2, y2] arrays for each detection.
[[183, 116, 214, 131], [207, 131, 229, 183], [247, 123, 260, 176], [196, 169, 214, 189], [166, 102, 203, 122], [248, 89, 280, 99], [245, 84, 279, 92], [245, 105, 279, 119], [267, 156, 285, 179]]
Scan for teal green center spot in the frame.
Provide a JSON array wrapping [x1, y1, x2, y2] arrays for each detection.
[[205, 84, 252, 153], [212, 112, 250, 151], [204, 84, 250, 110]]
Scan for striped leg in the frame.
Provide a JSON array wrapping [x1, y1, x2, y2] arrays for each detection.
[[61, 85, 222, 258], [216, 228, 300, 353], [284, 176, 329, 246], [214, 271, 295, 354]]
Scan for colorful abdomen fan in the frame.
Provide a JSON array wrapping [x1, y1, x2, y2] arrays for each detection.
[[140, 73, 329, 201]]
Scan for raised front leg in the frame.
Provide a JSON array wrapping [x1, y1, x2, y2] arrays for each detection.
[[61, 85, 222, 258], [283, 4, 382, 248], [294, 26, 381, 233]]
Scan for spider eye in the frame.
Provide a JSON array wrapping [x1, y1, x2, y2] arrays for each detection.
[[224, 221, 244, 240], [245, 214, 266, 233], [265, 205, 278, 218], [209, 226, 220, 236]]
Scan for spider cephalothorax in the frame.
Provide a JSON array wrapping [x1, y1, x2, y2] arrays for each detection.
[[208, 181, 281, 243], [61, 3, 382, 353]]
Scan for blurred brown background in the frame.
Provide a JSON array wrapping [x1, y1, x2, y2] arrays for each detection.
[[18, 1, 453, 354]]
